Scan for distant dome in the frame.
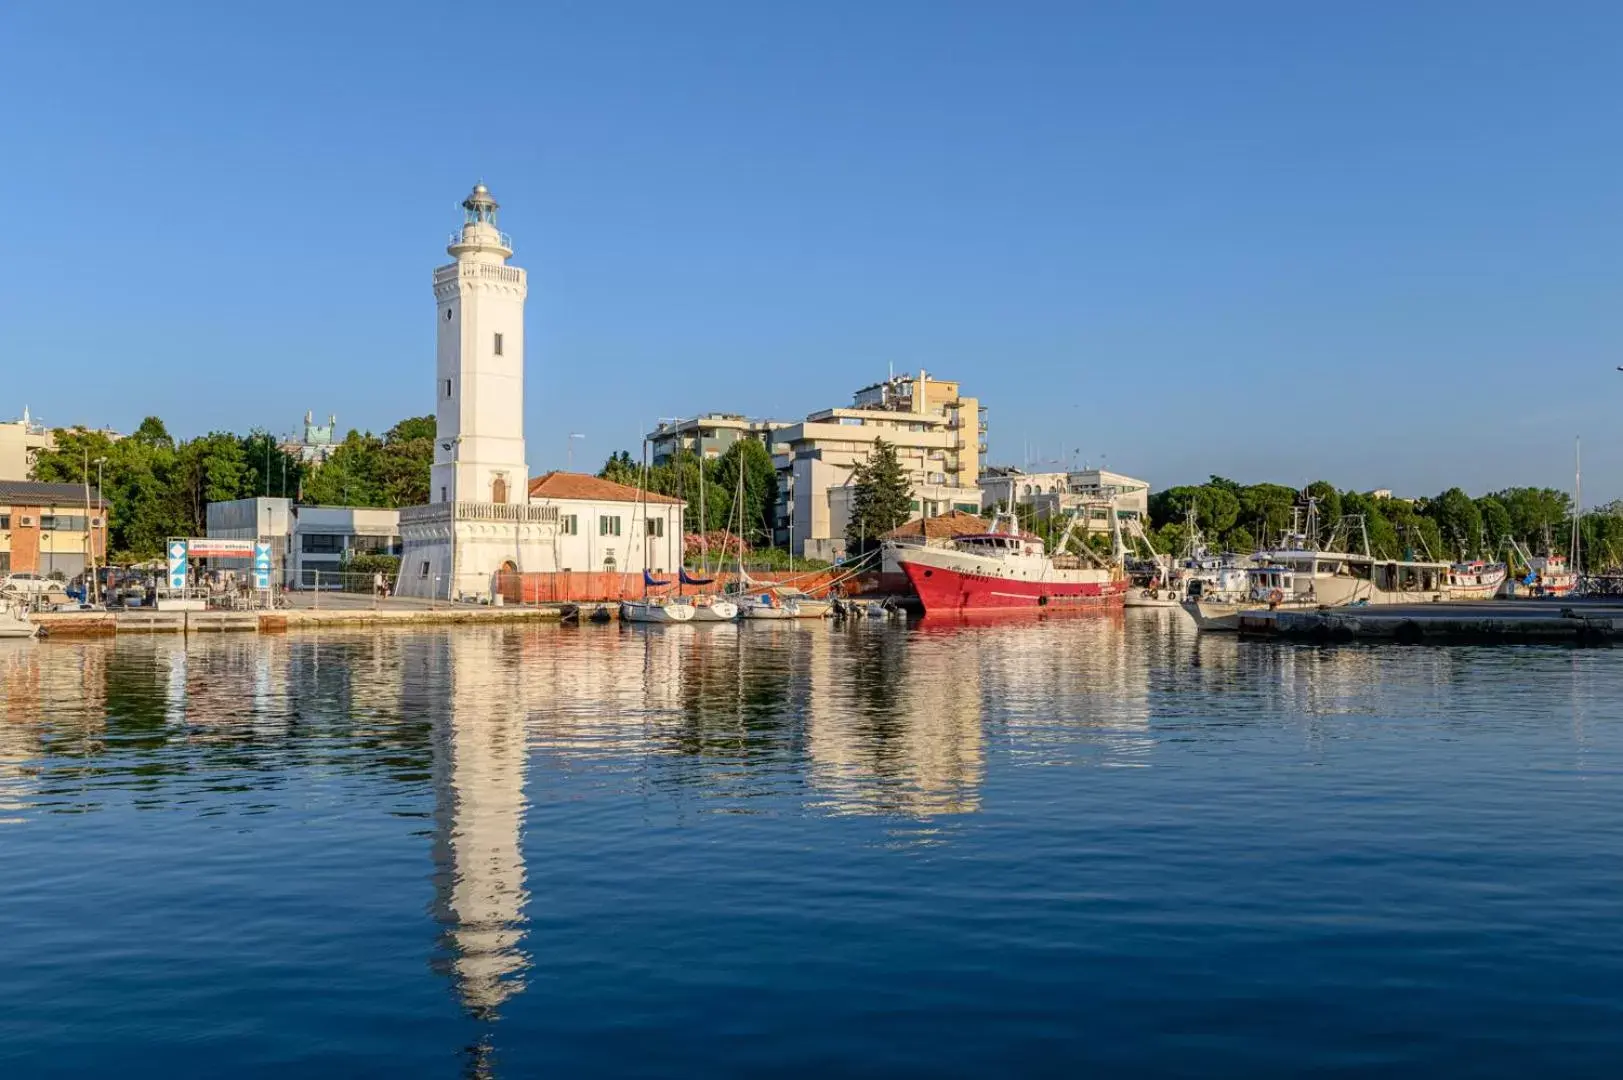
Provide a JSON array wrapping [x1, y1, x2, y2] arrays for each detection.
[[463, 183, 499, 212]]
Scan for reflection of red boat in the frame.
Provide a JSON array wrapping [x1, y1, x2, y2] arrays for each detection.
[[891, 512, 1128, 614]]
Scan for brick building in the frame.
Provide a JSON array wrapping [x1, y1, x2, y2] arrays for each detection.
[[0, 481, 109, 579]]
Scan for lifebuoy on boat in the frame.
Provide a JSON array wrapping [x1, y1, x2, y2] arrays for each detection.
[[1267, 588, 1284, 605]]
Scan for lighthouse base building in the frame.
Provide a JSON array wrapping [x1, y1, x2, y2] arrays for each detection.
[[395, 184, 558, 601]]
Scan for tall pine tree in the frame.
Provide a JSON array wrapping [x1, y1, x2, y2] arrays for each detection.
[[845, 438, 913, 556]]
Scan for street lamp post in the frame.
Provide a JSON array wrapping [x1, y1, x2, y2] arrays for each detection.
[[92, 456, 107, 605]]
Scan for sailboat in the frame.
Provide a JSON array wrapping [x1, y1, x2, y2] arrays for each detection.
[[681, 457, 739, 622], [619, 442, 696, 624]]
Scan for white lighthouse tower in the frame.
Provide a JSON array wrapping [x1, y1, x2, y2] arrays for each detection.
[[396, 183, 558, 600], [433, 184, 529, 507]]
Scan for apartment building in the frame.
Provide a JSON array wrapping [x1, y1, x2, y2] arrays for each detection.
[[774, 371, 986, 560], [0, 408, 55, 482], [647, 414, 785, 465]]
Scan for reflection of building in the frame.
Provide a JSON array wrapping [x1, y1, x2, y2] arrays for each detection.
[[424, 630, 532, 1017], [773, 370, 987, 560], [979, 466, 1149, 535], [805, 625, 985, 818], [0, 480, 108, 578]]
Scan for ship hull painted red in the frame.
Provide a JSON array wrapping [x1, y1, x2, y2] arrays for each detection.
[[902, 561, 1129, 613]]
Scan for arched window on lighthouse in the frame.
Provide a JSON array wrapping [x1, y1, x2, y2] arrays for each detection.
[[492, 475, 508, 505]]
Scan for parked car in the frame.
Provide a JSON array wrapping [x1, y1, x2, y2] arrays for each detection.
[[1, 572, 56, 596]]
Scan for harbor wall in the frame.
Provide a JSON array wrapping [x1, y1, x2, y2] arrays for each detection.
[[494, 569, 854, 604]]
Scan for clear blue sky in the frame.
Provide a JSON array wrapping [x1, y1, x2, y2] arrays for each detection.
[[3, 2, 1619, 501]]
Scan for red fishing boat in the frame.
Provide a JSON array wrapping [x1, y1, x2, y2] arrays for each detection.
[[891, 511, 1128, 613]]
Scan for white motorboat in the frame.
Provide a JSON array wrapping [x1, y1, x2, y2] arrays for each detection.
[[0, 600, 39, 640], [620, 598, 696, 624], [738, 593, 801, 620], [1123, 582, 1183, 608], [688, 596, 739, 622]]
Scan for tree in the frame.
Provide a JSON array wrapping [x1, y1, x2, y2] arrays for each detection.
[[845, 438, 912, 556], [712, 439, 778, 544], [1490, 487, 1571, 549], [598, 450, 639, 487], [301, 430, 385, 507], [1238, 483, 1298, 546], [1422, 487, 1483, 559], [376, 416, 434, 507], [1476, 496, 1512, 551]]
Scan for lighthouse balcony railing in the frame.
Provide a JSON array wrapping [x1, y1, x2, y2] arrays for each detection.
[[446, 231, 514, 250], [400, 502, 560, 526], [434, 261, 524, 285]]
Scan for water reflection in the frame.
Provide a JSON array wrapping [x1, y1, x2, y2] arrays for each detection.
[[4, 617, 1618, 1065], [419, 630, 532, 1020]]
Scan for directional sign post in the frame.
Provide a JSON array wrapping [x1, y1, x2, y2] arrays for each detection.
[[167, 539, 189, 591], [253, 541, 272, 591]]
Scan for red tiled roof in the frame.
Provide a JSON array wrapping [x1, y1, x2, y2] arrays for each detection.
[[528, 471, 684, 505], [882, 509, 989, 540]]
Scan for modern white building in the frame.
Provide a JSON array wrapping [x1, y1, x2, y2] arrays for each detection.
[[978, 466, 1150, 534], [206, 497, 401, 586], [526, 472, 685, 574], [396, 183, 559, 600]]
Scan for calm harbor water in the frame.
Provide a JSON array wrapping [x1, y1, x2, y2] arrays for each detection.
[[2, 613, 1622, 1076]]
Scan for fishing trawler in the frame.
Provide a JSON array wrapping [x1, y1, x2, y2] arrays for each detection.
[[892, 509, 1127, 613], [1180, 500, 1453, 631], [1445, 560, 1508, 601]]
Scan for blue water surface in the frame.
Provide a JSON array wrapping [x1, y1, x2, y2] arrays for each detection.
[[1, 614, 1620, 1077]]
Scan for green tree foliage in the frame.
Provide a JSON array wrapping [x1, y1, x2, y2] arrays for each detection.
[[597, 441, 779, 544], [1488, 487, 1571, 547], [1476, 496, 1512, 549], [298, 420, 434, 509], [1150, 485, 1240, 537], [31, 414, 428, 560], [599, 450, 639, 487], [845, 438, 913, 556], [1140, 476, 1593, 565], [1421, 488, 1483, 559], [376, 416, 434, 507], [712, 439, 778, 544], [1238, 483, 1299, 545]]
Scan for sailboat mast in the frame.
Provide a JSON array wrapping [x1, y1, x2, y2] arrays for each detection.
[[1573, 435, 1583, 575], [641, 439, 650, 599]]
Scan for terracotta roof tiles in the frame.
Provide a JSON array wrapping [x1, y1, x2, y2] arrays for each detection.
[[527, 471, 684, 505], [882, 509, 989, 540]]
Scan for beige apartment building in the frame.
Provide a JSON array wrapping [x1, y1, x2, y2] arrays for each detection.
[[0, 408, 54, 482], [774, 371, 986, 560]]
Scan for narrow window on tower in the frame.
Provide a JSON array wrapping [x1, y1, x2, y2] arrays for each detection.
[[444, 378, 452, 398], [493, 332, 504, 356]]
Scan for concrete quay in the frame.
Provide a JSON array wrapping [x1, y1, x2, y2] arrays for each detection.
[[1236, 599, 1623, 644], [32, 599, 566, 638]]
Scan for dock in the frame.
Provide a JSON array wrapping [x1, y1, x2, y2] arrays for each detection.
[[32, 603, 568, 638], [1236, 599, 1623, 644]]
